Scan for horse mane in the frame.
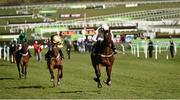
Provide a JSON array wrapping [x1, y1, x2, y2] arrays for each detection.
[[103, 30, 112, 44], [52, 44, 59, 58]]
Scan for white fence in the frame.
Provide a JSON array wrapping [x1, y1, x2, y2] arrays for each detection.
[[0, 46, 10, 62], [117, 42, 179, 60]]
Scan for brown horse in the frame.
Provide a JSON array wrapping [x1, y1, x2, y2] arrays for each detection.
[[15, 43, 30, 79], [47, 44, 63, 87], [91, 30, 115, 88]]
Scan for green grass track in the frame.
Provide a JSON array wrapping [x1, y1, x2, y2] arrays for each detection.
[[0, 48, 180, 99]]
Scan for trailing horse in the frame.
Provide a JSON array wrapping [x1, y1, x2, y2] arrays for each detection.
[[91, 30, 115, 88], [15, 43, 30, 79], [47, 43, 63, 87], [9, 41, 17, 63]]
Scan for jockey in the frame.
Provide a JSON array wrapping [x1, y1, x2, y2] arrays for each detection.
[[18, 31, 27, 44], [92, 24, 117, 54], [45, 32, 64, 60], [10, 39, 17, 49], [17, 30, 32, 58]]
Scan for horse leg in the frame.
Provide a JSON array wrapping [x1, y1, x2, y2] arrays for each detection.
[[24, 64, 28, 79], [16, 62, 21, 78], [11, 55, 14, 63], [93, 64, 102, 88], [57, 66, 62, 85], [11, 54, 15, 63], [68, 52, 70, 59], [21, 64, 24, 76], [12, 53, 15, 63], [15, 52, 21, 78], [104, 65, 112, 86], [13, 56, 16, 63], [60, 66, 63, 79], [49, 65, 55, 82], [10, 54, 12, 63], [49, 65, 55, 87]]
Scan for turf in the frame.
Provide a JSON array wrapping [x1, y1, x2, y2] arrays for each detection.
[[0, 48, 180, 99]]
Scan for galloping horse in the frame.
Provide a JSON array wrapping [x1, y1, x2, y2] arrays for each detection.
[[91, 30, 115, 88], [9, 41, 17, 63], [15, 43, 30, 79], [47, 43, 63, 87]]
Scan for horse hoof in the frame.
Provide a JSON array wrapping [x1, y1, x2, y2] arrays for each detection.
[[98, 83, 102, 88], [50, 79, 54, 82], [103, 80, 111, 86], [57, 81, 60, 85], [107, 81, 111, 85], [52, 81, 56, 87], [93, 77, 98, 82]]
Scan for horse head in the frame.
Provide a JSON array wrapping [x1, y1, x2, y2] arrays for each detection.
[[103, 30, 112, 45], [52, 44, 60, 58], [21, 43, 28, 54]]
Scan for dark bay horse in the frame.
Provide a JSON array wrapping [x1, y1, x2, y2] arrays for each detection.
[[15, 43, 30, 79], [9, 41, 17, 63], [91, 30, 115, 88], [47, 44, 63, 87]]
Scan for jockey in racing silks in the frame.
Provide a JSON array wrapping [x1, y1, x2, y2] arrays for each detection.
[[92, 24, 117, 54], [45, 32, 64, 60], [16, 30, 32, 58]]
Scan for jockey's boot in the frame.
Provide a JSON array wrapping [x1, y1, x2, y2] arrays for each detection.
[[16, 50, 20, 58], [111, 42, 117, 54], [91, 43, 96, 53], [45, 50, 51, 60], [95, 41, 101, 54], [93, 43, 99, 55], [113, 47, 117, 54], [45, 52, 48, 60], [28, 50, 32, 58], [59, 49, 64, 59]]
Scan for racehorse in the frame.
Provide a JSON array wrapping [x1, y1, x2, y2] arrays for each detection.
[[9, 41, 17, 63], [47, 43, 63, 87], [91, 30, 115, 88], [15, 43, 30, 79]]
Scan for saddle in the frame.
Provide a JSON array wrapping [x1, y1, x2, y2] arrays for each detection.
[[17, 44, 31, 58], [45, 49, 64, 61], [92, 40, 116, 55]]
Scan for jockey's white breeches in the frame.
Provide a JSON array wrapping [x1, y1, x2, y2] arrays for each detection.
[[92, 32, 114, 42], [18, 44, 22, 50]]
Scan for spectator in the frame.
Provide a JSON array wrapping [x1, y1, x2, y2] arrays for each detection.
[[33, 41, 42, 61], [66, 41, 72, 59], [169, 36, 175, 58], [148, 39, 154, 58]]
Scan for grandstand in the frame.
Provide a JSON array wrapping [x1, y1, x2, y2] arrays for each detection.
[[0, 0, 180, 40]]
